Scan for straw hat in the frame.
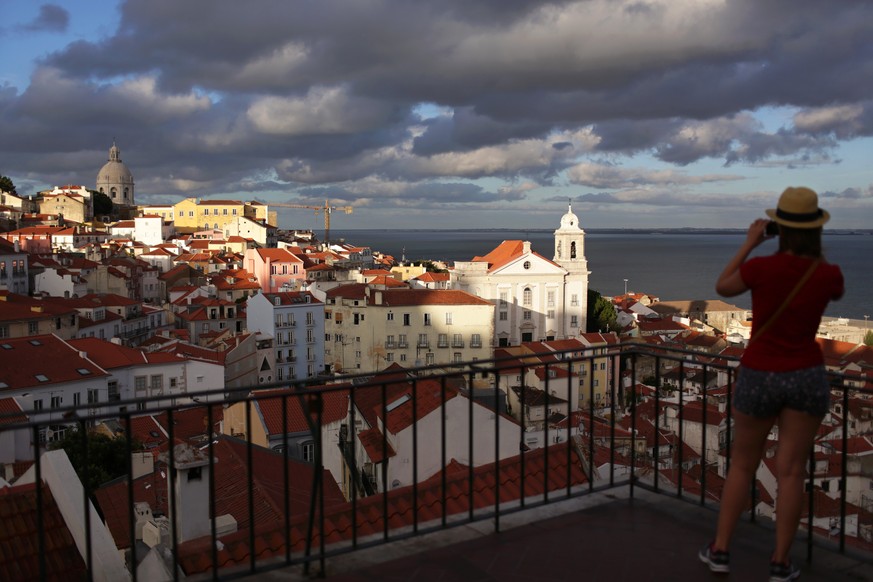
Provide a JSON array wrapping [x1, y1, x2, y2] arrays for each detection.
[[765, 186, 830, 228]]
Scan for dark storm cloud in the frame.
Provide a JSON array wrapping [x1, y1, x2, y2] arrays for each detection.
[[23, 5, 70, 33], [3, 0, 873, 210]]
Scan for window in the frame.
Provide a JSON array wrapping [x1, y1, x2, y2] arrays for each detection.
[[400, 354, 407, 361], [387, 312, 394, 321], [87, 389, 99, 404], [499, 312, 508, 321], [547, 290, 555, 307], [571, 294, 579, 306], [523, 287, 532, 306], [108, 381, 119, 402], [386, 335, 396, 348], [150, 375, 163, 392], [302, 442, 315, 463], [499, 292, 508, 308], [73, 393, 81, 406], [438, 333, 448, 348], [547, 310, 555, 319], [424, 313, 431, 326], [33, 399, 43, 411], [445, 312, 453, 325], [170, 377, 177, 389], [398, 334, 408, 348], [28, 321, 38, 335], [51, 395, 62, 408], [418, 333, 429, 348], [471, 333, 482, 348], [403, 313, 410, 326], [452, 333, 463, 347], [0, 325, 8, 339], [570, 315, 579, 328], [306, 312, 314, 325], [453, 352, 462, 363], [354, 313, 360, 325], [386, 353, 394, 362], [523, 309, 531, 320], [425, 353, 434, 365], [523, 261, 531, 270], [134, 376, 147, 393]]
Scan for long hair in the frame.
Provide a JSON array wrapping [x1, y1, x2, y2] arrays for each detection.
[[778, 225, 822, 258]]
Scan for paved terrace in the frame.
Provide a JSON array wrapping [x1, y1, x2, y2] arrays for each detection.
[[250, 488, 873, 582]]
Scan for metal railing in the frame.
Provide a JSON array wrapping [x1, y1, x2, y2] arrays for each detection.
[[1, 344, 870, 580]]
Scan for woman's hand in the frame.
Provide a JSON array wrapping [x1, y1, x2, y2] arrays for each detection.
[[744, 218, 772, 250], [716, 219, 771, 297]]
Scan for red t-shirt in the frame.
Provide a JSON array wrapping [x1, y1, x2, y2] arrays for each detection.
[[740, 253, 843, 372]]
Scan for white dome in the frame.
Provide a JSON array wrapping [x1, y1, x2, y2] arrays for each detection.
[[558, 204, 581, 231]]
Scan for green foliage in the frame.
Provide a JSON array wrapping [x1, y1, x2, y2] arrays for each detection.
[[0, 175, 16, 194], [865, 330, 873, 347], [91, 190, 113, 216], [50, 429, 140, 493], [413, 260, 448, 273], [587, 289, 619, 333]]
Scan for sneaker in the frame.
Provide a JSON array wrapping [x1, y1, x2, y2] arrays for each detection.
[[769, 560, 800, 581], [699, 542, 730, 574]]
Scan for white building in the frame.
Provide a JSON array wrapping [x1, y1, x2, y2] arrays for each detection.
[[322, 285, 494, 374], [451, 205, 590, 346], [245, 292, 326, 381]]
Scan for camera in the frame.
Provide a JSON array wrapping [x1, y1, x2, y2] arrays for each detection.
[[765, 221, 779, 236]]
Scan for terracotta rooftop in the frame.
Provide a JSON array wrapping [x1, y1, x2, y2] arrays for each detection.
[[0, 482, 88, 581]]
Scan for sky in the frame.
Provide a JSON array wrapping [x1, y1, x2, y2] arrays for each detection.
[[2, 0, 873, 230]]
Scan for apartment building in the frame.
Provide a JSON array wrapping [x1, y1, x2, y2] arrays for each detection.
[[323, 285, 494, 374], [246, 292, 326, 381]]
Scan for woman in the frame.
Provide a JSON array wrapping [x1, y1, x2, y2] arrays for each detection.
[[699, 187, 844, 581]]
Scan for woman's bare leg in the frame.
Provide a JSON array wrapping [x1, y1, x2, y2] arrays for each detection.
[[713, 408, 776, 551], [772, 408, 824, 563]]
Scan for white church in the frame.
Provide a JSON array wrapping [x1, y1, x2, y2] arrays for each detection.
[[451, 205, 589, 346]]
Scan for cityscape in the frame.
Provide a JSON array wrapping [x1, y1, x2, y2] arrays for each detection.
[[2, 1, 873, 580]]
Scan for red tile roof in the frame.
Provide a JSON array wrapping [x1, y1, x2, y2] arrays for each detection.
[[69, 337, 179, 369], [252, 387, 349, 435], [0, 335, 108, 391], [0, 397, 27, 425], [173, 441, 589, 576], [95, 436, 345, 551], [0, 482, 88, 580]]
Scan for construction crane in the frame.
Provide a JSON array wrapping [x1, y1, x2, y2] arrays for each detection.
[[269, 198, 354, 243]]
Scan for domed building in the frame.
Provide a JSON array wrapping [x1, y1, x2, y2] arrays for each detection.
[[96, 141, 135, 208]]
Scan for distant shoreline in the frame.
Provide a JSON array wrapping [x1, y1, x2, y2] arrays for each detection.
[[331, 228, 873, 236]]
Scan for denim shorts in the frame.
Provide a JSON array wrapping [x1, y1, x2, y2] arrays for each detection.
[[733, 365, 830, 418]]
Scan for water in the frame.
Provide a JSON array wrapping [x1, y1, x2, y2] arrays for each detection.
[[332, 229, 873, 321]]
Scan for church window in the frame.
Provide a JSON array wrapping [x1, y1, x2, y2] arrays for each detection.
[[499, 292, 508, 308], [523, 309, 532, 320], [571, 294, 579, 306], [523, 288, 532, 306], [547, 310, 555, 319], [556, 241, 562, 259], [123, 187, 129, 200], [570, 242, 577, 259], [570, 315, 579, 328], [523, 261, 531, 270], [547, 290, 555, 307], [499, 312, 508, 321]]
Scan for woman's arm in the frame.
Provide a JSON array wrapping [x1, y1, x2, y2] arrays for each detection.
[[715, 218, 771, 297]]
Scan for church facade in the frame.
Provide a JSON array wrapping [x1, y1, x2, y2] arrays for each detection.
[[450, 205, 589, 346]]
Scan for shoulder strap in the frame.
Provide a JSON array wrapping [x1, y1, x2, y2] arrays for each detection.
[[749, 258, 821, 344]]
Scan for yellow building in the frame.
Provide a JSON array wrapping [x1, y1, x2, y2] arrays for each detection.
[[166, 198, 275, 233]]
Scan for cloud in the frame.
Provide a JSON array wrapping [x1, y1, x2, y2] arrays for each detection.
[[23, 4, 69, 33], [2, 0, 873, 225], [820, 186, 873, 200], [567, 162, 742, 189]]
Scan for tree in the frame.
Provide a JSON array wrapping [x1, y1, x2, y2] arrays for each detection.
[[91, 190, 113, 216], [50, 428, 140, 494], [587, 289, 619, 333], [0, 175, 16, 194], [865, 330, 873, 347]]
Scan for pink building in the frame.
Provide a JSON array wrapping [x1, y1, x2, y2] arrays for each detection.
[[244, 247, 305, 293]]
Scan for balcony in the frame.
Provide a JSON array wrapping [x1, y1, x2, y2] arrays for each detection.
[[385, 341, 397, 349], [397, 341, 408, 349], [0, 345, 870, 580], [451, 339, 465, 348]]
